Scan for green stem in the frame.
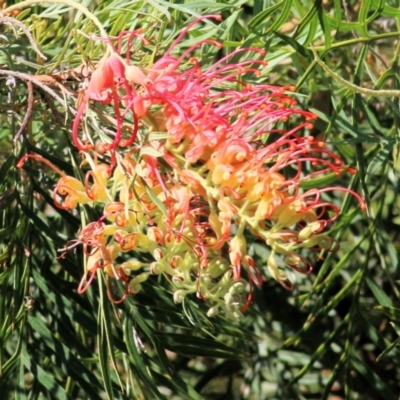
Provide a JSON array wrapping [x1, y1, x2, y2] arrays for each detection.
[[311, 46, 400, 97], [313, 31, 400, 50]]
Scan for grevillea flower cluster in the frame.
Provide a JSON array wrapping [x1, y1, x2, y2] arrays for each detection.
[[18, 15, 365, 318]]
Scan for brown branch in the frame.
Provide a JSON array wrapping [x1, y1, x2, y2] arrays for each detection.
[[0, 69, 76, 114], [13, 80, 34, 143], [0, 16, 47, 60]]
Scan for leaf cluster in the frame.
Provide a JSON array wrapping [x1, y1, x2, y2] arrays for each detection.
[[1, 0, 400, 399]]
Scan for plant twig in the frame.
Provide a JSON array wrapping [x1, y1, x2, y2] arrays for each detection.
[[14, 80, 34, 143], [310, 46, 400, 97], [0, 69, 76, 114], [0, 16, 47, 60]]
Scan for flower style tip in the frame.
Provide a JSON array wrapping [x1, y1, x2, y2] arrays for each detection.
[[17, 154, 67, 177]]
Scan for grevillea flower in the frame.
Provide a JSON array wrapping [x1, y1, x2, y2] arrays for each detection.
[[18, 16, 366, 317]]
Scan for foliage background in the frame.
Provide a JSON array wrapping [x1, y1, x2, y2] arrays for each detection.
[[1, 0, 400, 399]]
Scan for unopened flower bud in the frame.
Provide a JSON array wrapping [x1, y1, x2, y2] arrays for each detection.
[[197, 286, 207, 299], [232, 311, 243, 320], [200, 274, 211, 286], [129, 272, 150, 294], [173, 290, 187, 303], [150, 262, 164, 274], [153, 248, 163, 261], [121, 260, 143, 271], [224, 292, 234, 305], [125, 65, 147, 85], [298, 221, 322, 240], [170, 255, 183, 269], [303, 235, 333, 250], [147, 227, 165, 245], [229, 282, 245, 295], [207, 306, 219, 317], [221, 270, 233, 285], [172, 275, 185, 288], [208, 258, 229, 278]]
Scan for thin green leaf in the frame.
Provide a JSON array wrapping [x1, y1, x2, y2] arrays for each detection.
[[373, 306, 400, 322]]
